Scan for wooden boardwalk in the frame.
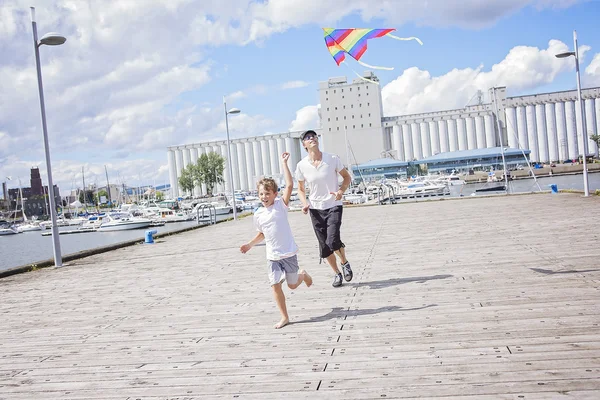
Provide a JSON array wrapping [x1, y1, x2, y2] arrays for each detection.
[[1, 193, 600, 399]]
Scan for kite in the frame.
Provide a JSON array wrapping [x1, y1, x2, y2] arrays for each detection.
[[323, 28, 423, 81]]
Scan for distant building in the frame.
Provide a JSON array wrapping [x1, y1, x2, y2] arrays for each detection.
[[352, 158, 409, 182], [414, 147, 532, 174], [30, 167, 43, 196], [168, 71, 600, 197], [318, 72, 385, 165], [8, 184, 60, 217]]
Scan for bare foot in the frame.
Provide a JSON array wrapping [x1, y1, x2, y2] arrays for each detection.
[[301, 269, 313, 287], [274, 318, 289, 329]]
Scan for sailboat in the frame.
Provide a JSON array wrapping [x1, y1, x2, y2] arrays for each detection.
[[0, 183, 20, 235], [16, 183, 42, 232]]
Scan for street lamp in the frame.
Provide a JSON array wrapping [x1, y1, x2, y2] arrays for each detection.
[[555, 30, 590, 197], [30, 7, 66, 266], [223, 96, 240, 220]]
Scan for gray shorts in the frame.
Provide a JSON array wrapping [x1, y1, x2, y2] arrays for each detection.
[[268, 255, 299, 286]]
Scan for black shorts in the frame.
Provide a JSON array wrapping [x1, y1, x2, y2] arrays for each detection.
[[309, 205, 344, 259]]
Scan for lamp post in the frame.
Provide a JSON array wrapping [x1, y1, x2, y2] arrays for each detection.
[[223, 96, 240, 220], [30, 7, 66, 266], [556, 30, 590, 197]]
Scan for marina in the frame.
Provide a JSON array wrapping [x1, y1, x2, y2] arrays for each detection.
[[1, 193, 599, 398], [2, 172, 600, 272]]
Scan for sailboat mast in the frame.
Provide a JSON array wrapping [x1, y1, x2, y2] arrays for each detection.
[[344, 127, 351, 167], [104, 165, 112, 205], [492, 87, 509, 192], [81, 166, 87, 207], [19, 178, 28, 222]]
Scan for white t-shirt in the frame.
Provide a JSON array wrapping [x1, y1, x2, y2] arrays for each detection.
[[295, 152, 345, 210], [253, 197, 298, 261]]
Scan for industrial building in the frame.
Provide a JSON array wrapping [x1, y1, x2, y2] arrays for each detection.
[[167, 72, 600, 198]]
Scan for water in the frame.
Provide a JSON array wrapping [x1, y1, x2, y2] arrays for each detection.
[[2, 173, 599, 273], [451, 173, 600, 197], [0, 215, 232, 272]]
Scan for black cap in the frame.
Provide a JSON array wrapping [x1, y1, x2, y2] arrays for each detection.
[[301, 130, 317, 140]]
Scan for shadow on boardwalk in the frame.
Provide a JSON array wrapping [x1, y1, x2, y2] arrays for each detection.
[[294, 304, 437, 325], [357, 274, 453, 290], [531, 267, 600, 275]]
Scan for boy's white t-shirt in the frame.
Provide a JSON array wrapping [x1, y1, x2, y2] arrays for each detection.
[[295, 152, 345, 210], [253, 197, 298, 261]]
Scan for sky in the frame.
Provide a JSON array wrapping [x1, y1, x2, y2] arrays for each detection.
[[2, 0, 600, 194]]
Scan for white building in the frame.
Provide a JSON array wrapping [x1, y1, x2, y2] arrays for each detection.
[[167, 132, 307, 198], [318, 72, 385, 165], [167, 72, 600, 198]]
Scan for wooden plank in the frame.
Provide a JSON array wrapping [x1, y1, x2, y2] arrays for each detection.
[[1, 194, 600, 398]]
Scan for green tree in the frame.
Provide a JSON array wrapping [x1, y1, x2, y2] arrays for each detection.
[[78, 190, 94, 204], [195, 152, 225, 195], [178, 164, 196, 196], [155, 191, 165, 201], [406, 163, 420, 177]]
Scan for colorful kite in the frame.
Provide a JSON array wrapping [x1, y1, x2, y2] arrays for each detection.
[[323, 28, 423, 73]]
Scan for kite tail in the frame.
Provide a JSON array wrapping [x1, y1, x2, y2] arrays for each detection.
[[344, 62, 380, 85], [357, 60, 394, 71], [386, 33, 424, 46]]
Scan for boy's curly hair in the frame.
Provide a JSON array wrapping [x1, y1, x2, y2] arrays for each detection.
[[257, 177, 278, 193]]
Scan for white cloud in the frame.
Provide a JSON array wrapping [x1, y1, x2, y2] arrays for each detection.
[[280, 80, 310, 90], [382, 39, 588, 116], [584, 53, 600, 87], [227, 90, 247, 101], [289, 105, 320, 132], [0, 0, 588, 192]]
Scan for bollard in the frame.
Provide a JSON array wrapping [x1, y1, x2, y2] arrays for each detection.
[[145, 229, 158, 244], [549, 184, 558, 194]]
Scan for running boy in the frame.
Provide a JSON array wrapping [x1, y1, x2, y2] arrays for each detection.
[[240, 152, 313, 329]]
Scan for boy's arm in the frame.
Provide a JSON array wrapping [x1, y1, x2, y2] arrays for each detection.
[[280, 152, 293, 206], [240, 232, 264, 253]]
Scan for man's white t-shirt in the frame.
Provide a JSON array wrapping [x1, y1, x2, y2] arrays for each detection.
[[253, 197, 298, 261], [295, 152, 345, 210]]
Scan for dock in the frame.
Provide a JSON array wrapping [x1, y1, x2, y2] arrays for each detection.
[[1, 193, 600, 399]]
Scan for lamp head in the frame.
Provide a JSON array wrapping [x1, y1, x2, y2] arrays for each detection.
[[39, 32, 66, 46], [555, 51, 575, 59], [227, 108, 241, 114]]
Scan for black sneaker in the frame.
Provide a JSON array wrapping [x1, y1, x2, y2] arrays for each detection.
[[332, 273, 343, 287], [342, 261, 353, 282]]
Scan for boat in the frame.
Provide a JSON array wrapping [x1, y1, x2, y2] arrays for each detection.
[[399, 181, 449, 196], [97, 213, 153, 231], [16, 222, 42, 232], [0, 225, 19, 235], [155, 208, 194, 222], [11, 183, 42, 232], [78, 213, 109, 230], [435, 173, 465, 186], [192, 202, 232, 216]]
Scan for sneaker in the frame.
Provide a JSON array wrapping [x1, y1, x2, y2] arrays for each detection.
[[332, 273, 343, 287], [342, 261, 353, 282]]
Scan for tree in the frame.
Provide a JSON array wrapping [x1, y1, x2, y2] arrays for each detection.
[[195, 152, 225, 195], [178, 164, 196, 196], [406, 163, 420, 177], [155, 191, 165, 201], [78, 189, 94, 205]]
